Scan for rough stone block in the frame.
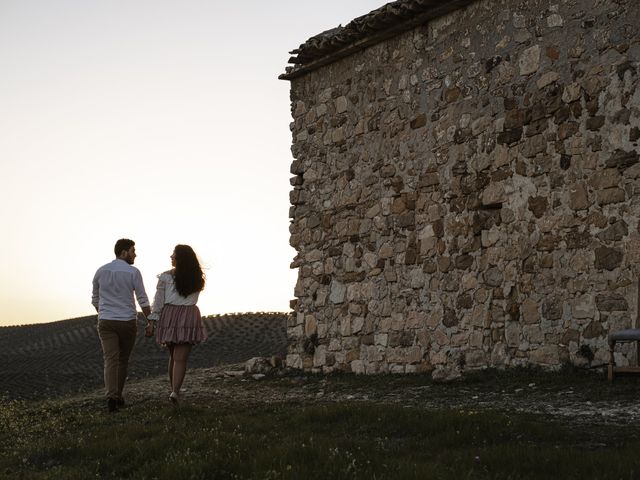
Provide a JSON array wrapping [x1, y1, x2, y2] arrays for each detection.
[[522, 298, 540, 324], [536, 71, 559, 89], [571, 294, 595, 319], [594, 247, 624, 271], [410, 114, 427, 129], [606, 149, 639, 170], [335, 96, 348, 113], [595, 294, 628, 311], [484, 267, 504, 287], [482, 182, 505, 206], [568, 182, 590, 210], [519, 45, 541, 76], [529, 346, 559, 365], [329, 281, 346, 304]]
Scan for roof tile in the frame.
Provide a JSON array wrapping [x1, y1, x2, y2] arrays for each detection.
[[280, 0, 475, 80]]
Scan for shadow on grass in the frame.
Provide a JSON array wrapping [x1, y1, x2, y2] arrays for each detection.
[[2, 392, 640, 480]]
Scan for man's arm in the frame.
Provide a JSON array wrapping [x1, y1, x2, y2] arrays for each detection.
[[91, 271, 100, 313], [133, 269, 151, 317]]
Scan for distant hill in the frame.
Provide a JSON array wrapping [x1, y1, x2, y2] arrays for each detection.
[[0, 312, 288, 400]]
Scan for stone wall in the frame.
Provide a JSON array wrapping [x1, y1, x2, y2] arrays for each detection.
[[285, 0, 640, 378]]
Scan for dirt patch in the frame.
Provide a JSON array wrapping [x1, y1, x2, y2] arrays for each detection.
[[120, 363, 640, 429]]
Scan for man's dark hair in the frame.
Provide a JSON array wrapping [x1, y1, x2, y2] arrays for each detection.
[[114, 238, 135, 257]]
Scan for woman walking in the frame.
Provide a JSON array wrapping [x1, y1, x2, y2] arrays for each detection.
[[147, 244, 206, 404]]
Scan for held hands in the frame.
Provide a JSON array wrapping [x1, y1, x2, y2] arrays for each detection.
[[144, 320, 155, 338]]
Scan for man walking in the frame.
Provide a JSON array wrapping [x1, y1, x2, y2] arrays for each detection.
[[92, 238, 152, 412]]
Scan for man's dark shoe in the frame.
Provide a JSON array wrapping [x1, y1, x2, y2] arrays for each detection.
[[117, 398, 125, 408], [107, 398, 119, 413]]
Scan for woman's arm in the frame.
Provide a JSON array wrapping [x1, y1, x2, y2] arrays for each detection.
[[145, 274, 166, 337], [149, 274, 167, 320]]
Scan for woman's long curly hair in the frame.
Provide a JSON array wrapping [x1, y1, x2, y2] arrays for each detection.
[[173, 244, 205, 297]]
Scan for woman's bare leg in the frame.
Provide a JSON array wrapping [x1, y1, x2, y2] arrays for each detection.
[[171, 344, 192, 396], [167, 344, 175, 390]]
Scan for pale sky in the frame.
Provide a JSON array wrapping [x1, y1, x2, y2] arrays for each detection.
[[0, 0, 385, 326]]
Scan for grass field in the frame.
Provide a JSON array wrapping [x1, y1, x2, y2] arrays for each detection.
[[2, 367, 640, 479]]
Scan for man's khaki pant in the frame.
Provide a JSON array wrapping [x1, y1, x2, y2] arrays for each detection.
[[97, 319, 137, 400]]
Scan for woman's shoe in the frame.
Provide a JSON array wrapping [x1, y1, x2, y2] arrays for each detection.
[[169, 391, 179, 405]]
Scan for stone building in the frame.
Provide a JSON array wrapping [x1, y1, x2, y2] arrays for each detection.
[[280, 0, 640, 378]]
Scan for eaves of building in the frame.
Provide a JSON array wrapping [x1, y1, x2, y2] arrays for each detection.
[[280, 0, 476, 81]]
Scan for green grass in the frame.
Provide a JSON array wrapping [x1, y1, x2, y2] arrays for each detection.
[[2, 392, 640, 480]]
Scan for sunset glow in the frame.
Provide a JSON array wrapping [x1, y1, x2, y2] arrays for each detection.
[[0, 0, 385, 326]]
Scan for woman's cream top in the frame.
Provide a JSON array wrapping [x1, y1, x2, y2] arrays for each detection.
[[148, 271, 200, 321]]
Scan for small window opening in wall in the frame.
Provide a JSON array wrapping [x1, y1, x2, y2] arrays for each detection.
[[479, 202, 503, 210]]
